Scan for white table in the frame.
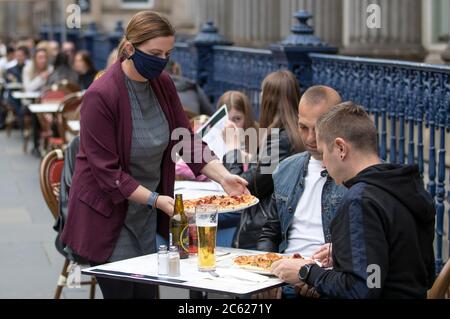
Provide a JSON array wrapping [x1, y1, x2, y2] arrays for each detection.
[[67, 120, 80, 132], [82, 247, 285, 298], [12, 91, 41, 100], [5, 83, 23, 90], [28, 103, 60, 113]]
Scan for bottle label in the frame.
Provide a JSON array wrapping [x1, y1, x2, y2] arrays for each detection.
[[179, 224, 189, 254]]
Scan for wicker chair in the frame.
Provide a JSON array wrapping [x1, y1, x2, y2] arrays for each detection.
[[39, 149, 97, 299]]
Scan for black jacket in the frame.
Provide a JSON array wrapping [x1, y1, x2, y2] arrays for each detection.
[[306, 164, 435, 299], [223, 129, 298, 249]]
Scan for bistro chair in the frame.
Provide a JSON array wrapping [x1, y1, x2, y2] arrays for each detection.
[[39, 149, 97, 299], [51, 91, 84, 149], [37, 82, 82, 153], [428, 259, 450, 299]]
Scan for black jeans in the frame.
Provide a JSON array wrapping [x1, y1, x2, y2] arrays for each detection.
[[95, 277, 157, 299]]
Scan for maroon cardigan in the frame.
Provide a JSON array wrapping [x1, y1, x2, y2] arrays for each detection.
[[61, 61, 213, 263]]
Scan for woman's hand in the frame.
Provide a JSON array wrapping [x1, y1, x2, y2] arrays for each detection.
[[220, 173, 249, 196], [155, 195, 175, 217]]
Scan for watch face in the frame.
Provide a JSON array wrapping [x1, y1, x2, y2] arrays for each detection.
[[299, 264, 310, 280]]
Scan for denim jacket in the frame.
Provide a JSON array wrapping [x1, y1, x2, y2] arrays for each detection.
[[257, 152, 347, 253]]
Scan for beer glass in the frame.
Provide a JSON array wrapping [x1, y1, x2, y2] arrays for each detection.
[[195, 204, 218, 271]]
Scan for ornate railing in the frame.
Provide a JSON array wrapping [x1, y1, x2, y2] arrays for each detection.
[[212, 46, 277, 117], [310, 54, 450, 272], [173, 42, 198, 82]]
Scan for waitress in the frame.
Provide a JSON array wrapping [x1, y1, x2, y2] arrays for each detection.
[[61, 11, 248, 299]]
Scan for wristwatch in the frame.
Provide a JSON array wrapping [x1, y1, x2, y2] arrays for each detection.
[[298, 263, 314, 282], [147, 192, 159, 209]]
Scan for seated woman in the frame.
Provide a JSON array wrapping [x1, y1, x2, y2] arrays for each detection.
[[73, 51, 97, 90], [217, 91, 259, 233], [223, 71, 305, 249]]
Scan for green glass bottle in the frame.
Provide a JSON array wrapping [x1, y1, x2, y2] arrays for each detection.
[[170, 194, 189, 259]]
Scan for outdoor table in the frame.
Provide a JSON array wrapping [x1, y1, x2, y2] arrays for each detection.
[[82, 247, 285, 298], [28, 103, 60, 113], [11, 91, 41, 100], [5, 82, 23, 90]]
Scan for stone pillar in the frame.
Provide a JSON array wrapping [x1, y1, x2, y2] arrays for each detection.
[[280, 0, 343, 48], [441, 2, 450, 63], [229, 0, 280, 47], [195, 0, 231, 41], [270, 10, 338, 89], [195, 0, 280, 47], [342, 0, 425, 61], [170, 0, 197, 35]]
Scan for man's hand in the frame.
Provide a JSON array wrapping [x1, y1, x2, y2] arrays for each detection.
[[252, 288, 282, 299], [220, 174, 249, 196], [271, 258, 314, 284], [155, 195, 174, 217], [312, 243, 333, 268], [52, 182, 61, 202], [294, 282, 320, 298]]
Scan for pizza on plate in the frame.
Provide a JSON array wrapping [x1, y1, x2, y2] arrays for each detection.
[[233, 252, 303, 272], [183, 194, 258, 212]]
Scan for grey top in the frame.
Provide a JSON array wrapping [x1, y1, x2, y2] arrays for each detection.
[[109, 77, 170, 262]]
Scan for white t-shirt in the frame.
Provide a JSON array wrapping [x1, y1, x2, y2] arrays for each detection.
[[284, 158, 326, 257]]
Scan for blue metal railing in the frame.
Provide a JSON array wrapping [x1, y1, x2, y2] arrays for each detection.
[[212, 46, 277, 117], [310, 53, 450, 273]]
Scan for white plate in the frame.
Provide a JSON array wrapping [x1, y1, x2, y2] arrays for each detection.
[[232, 264, 274, 276]]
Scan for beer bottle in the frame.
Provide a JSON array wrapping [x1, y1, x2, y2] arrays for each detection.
[[170, 194, 189, 259]]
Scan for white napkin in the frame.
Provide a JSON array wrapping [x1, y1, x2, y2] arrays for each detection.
[[215, 268, 269, 283]]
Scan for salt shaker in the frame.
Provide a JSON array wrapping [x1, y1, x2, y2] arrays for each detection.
[[158, 245, 168, 276], [168, 245, 180, 277]]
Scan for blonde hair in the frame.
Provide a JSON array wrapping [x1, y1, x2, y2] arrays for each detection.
[[117, 11, 175, 60]]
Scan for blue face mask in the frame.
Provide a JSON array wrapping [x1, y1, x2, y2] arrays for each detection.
[[129, 47, 168, 80]]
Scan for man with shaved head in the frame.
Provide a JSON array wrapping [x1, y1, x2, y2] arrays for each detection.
[[256, 85, 346, 298]]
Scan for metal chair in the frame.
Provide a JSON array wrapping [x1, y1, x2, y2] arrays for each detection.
[[39, 149, 97, 299]]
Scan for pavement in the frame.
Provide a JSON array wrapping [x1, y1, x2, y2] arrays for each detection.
[[0, 130, 189, 299]]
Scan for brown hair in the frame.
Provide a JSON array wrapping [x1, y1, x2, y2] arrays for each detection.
[[117, 11, 175, 60], [259, 70, 303, 153], [75, 50, 97, 73], [31, 48, 49, 77], [217, 91, 259, 153], [218, 91, 258, 131], [316, 101, 378, 154]]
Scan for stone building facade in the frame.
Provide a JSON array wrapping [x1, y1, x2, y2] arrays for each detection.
[[0, 0, 448, 63]]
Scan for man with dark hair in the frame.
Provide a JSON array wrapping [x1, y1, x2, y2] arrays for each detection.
[[271, 101, 435, 299], [4, 46, 29, 129]]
